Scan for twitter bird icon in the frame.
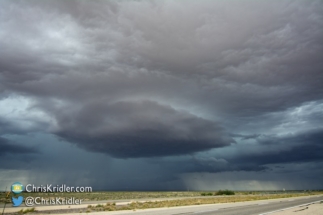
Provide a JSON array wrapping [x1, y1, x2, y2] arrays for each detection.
[[12, 196, 24, 207]]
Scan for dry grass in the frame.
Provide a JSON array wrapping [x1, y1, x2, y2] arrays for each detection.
[[85, 192, 323, 212], [1, 191, 322, 203], [0, 191, 203, 203], [1, 190, 322, 213], [17, 207, 37, 214]]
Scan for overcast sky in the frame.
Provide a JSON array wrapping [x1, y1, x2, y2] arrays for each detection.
[[1, 0, 322, 191]]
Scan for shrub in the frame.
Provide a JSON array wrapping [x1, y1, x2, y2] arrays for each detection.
[[215, 190, 235, 195], [201, 192, 213, 196]]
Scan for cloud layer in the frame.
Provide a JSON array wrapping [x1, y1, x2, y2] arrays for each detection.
[[0, 0, 322, 190], [54, 100, 234, 158]]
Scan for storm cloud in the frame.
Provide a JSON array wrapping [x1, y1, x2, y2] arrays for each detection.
[[0, 137, 37, 156], [0, 0, 322, 190], [54, 100, 234, 158]]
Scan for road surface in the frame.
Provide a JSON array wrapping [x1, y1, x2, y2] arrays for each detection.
[[2, 195, 322, 215], [71, 195, 322, 215]]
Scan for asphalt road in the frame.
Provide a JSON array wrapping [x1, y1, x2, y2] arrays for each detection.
[[191, 196, 323, 215], [2, 195, 322, 215], [89, 195, 323, 215]]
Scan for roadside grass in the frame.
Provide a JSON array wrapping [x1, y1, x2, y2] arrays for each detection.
[[17, 207, 37, 214], [1, 191, 322, 214], [0, 191, 204, 203], [85, 192, 323, 212], [1, 190, 321, 203]]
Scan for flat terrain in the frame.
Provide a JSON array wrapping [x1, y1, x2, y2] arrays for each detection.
[[5, 195, 320, 215], [1, 191, 320, 203], [60, 196, 323, 215], [1, 191, 322, 214]]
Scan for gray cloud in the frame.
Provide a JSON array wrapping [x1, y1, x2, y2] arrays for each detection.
[[53, 100, 234, 158], [0, 136, 37, 156], [1, 0, 322, 116], [248, 129, 323, 164], [0, 0, 322, 190]]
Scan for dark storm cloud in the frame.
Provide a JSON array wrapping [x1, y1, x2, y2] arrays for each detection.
[[176, 127, 322, 176], [258, 128, 323, 147], [0, 118, 23, 135], [0, 136, 37, 155], [231, 133, 261, 140], [253, 142, 323, 164], [53, 100, 234, 158], [156, 156, 268, 175], [0, 0, 323, 189], [157, 128, 323, 176], [254, 129, 323, 163], [1, 0, 322, 117]]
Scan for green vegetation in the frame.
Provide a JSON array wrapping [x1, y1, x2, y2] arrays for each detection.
[[200, 190, 235, 196], [216, 189, 235, 195], [18, 207, 36, 214], [201, 192, 213, 196]]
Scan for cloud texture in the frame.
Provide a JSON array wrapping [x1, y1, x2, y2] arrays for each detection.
[[0, 0, 322, 190]]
